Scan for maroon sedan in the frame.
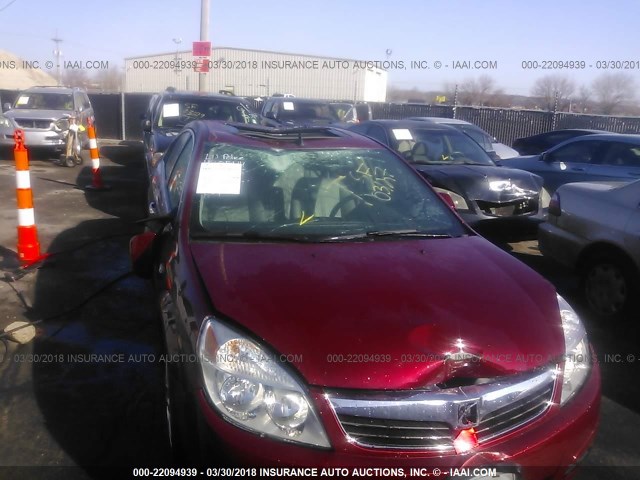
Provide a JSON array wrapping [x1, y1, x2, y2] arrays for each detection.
[[131, 121, 599, 479]]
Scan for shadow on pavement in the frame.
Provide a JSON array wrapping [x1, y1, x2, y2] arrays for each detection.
[[0, 143, 169, 475]]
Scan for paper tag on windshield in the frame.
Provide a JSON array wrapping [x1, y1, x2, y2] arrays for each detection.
[[392, 129, 413, 140], [163, 103, 180, 117], [283, 101, 295, 111], [16, 96, 29, 105], [196, 162, 243, 195]]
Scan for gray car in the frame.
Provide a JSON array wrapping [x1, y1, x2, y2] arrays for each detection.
[[1, 86, 94, 152], [506, 133, 639, 194], [539, 179, 640, 317]]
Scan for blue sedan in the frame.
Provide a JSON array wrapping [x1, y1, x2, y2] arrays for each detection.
[[505, 133, 640, 194]]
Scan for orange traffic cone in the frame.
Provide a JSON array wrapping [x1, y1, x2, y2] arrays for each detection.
[[85, 120, 111, 191], [14, 129, 43, 265]]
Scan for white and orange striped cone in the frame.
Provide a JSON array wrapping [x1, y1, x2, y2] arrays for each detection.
[[14, 129, 44, 265], [84, 120, 111, 191]]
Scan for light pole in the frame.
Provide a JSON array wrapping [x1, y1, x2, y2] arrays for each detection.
[[172, 37, 182, 87]]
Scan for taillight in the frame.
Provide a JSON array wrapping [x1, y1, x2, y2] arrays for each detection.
[[548, 192, 561, 216]]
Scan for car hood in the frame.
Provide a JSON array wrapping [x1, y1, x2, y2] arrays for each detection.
[[413, 164, 542, 202], [5, 109, 71, 121], [190, 236, 564, 390]]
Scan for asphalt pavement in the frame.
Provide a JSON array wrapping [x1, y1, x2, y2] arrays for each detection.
[[0, 142, 638, 479]]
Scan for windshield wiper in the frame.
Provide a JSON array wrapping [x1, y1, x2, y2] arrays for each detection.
[[323, 229, 453, 241]]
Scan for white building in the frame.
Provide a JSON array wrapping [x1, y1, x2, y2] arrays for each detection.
[[124, 47, 387, 101]]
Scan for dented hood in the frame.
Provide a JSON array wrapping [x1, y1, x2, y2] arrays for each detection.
[[190, 235, 564, 390]]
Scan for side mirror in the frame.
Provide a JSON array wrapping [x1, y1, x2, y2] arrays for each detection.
[[3, 103, 11, 111], [129, 214, 174, 278], [143, 119, 152, 132], [264, 111, 276, 120]]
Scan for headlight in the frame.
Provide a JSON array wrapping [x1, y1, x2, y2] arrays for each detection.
[[197, 317, 330, 448], [557, 294, 591, 405], [433, 187, 470, 211]]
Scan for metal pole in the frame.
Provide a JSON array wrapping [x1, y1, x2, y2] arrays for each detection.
[[452, 84, 458, 119], [120, 92, 126, 141], [199, 0, 210, 92]]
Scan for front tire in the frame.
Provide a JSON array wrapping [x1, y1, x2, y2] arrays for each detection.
[[582, 253, 638, 318]]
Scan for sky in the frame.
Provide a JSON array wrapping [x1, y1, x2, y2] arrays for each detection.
[[1, 0, 639, 96]]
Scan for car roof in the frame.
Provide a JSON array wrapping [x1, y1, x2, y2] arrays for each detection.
[[187, 120, 384, 149], [360, 119, 462, 132], [157, 90, 248, 102], [267, 97, 333, 104], [564, 133, 640, 143], [21, 86, 80, 94], [408, 117, 472, 126]]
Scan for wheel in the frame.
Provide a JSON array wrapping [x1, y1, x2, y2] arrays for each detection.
[[582, 253, 638, 318], [63, 155, 75, 168]]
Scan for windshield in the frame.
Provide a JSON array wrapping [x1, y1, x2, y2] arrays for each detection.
[[13, 93, 73, 110], [391, 128, 495, 166], [455, 125, 494, 151], [190, 144, 466, 241], [157, 99, 259, 128]]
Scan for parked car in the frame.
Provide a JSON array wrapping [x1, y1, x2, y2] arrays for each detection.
[[539, 179, 640, 317], [133, 120, 599, 474], [261, 97, 343, 126], [407, 117, 520, 160], [1, 86, 94, 152], [141, 89, 260, 174], [348, 120, 549, 228], [329, 101, 358, 123], [512, 129, 611, 156], [506, 134, 640, 194]]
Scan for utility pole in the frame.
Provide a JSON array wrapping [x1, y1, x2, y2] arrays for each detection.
[[199, 0, 209, 92], [52, 34, 63, 86]]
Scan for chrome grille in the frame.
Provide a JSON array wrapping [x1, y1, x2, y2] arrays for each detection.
[[328, 368, 556, 451], [476, 381, 554, 441], [336, 414, 453, 449], [476, 198, 538, 217], [14, 118, 53, 129]]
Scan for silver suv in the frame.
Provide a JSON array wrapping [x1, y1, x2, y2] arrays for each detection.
[[2, 86, 94, 151]]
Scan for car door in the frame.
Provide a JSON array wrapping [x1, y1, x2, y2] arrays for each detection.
[[540, 139, 607, 192], [588, 141, 640, 183]]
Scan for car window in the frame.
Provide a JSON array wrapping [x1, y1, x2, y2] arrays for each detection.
[[366, 125, 389, 144], [157, 99, 258, 128], [456, 125, 493, 151], [547, 140, 604, 164], [168, 135, 195, 207], [601, 142, 640, 167], [163, 132, 192, 178], [191, 145, 466, 239], [14, 92, 73, 110], [388, 128, 494, 166]]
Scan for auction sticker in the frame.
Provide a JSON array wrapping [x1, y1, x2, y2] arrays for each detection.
[[196, 162, 243, 195]]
